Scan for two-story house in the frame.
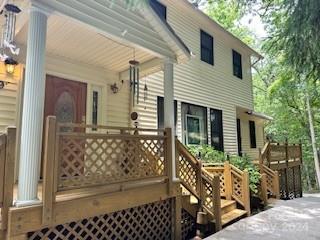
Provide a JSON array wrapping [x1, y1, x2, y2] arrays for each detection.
[[135, 0, 270, 160], [0, 0, 270, 162]]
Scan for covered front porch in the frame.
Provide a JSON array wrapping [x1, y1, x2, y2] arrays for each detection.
[[0, 0, 190, 239]]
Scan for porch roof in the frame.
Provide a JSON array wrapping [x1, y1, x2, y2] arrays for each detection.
[[237, 107, 273, 121], [22, 0, 190, 67]]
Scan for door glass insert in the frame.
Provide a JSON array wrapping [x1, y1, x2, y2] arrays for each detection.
[[55, 91, 75, 131]]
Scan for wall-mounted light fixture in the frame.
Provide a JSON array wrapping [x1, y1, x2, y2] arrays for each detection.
[[4, 57, 17, 74], [110, 79, 124, 94]]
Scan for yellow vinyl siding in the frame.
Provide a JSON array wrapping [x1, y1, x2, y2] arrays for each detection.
[[237, 112, 265, 160], [0, 63, 23, 132], [136, 0, 256, 155]]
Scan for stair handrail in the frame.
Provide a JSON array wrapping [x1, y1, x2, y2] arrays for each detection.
[[204, 162, 251, 216], [176, 139, 222, 230]]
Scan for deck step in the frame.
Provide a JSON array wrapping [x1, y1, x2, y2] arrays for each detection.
[[221, 199, 237, 215], [221, 209, 247, 226]]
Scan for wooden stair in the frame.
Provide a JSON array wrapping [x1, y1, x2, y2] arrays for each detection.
[[182, 192, 247, 228]]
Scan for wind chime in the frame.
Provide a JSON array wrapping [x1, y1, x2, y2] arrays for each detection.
[[0, 3, 21, 61], [143, 76, 148, 109], [129, 48, 140, 106], [129, 50, 149, 107]]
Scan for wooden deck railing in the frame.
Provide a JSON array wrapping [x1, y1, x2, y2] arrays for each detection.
[[204, 162, 251, 216], [0, 127, 16, 232], [176, 140, 222, 231], [259, 141, 302, 200], [42, 116, 173, 225]]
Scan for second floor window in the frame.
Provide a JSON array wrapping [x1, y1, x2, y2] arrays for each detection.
[[200, 30, 214, 65], [150, 0, 167, 21], [233, 50, 243, 79]]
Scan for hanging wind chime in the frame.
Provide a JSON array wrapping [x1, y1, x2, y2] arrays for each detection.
[[0, 3, 21, 62], [129, 50, 140, 106], [143, 76, 148, 109]]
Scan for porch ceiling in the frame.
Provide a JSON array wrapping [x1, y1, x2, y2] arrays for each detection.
[[15, 14, 156, 73]]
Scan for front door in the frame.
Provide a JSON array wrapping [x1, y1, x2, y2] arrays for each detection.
[[42, 75, 87, 178], [237, 118, 242, 156], [44, 75, 87, 125]]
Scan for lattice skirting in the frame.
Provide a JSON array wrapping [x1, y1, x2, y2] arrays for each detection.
[[181, 209, 196, 240], [28, 199, 173, 240], [279, 166, 302, 199]]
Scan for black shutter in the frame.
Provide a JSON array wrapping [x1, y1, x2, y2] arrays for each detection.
[[157, 96, 177, 128], [249, 120, 257, 148], [210, 109, 224, 151]]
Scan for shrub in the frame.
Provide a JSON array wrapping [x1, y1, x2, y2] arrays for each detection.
[[187, 145, 261, 193]]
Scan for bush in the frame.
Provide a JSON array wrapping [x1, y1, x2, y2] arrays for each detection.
[[187, 145, 261, 193]]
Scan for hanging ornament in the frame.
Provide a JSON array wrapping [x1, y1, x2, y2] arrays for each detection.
[[129, 59, 140, 106], [0, 4, 21, 61], [143, 76, 148, 109]]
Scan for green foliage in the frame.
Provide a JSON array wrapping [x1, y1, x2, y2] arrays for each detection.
[[187, 145, 261, 193], [204, 0, 320, 192]]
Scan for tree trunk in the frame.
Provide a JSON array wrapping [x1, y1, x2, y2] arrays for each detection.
[[306, 91, 320, 188]]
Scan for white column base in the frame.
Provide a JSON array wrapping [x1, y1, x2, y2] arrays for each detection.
[[15, 199, 42, 208]]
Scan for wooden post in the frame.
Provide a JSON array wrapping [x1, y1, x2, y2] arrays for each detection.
[[9, 234, 28, 240], [243, 170, 251, 216], [197, 160, 203, 208], [212, 175, 222, 231], [2, 127, 16, 230], [224, 162, 232, 200], [165, 128, 173, 195], [258, 148, 264, 174], [0, 134, 7, 207], [260, 173, 268, 205], [299, 140, 303, 197], [175, 137, 179, 179], [173, 194, 182, 240], [42, 116, 57, 225], [285, 139, 289, 199], [274, 171, 280, 199]]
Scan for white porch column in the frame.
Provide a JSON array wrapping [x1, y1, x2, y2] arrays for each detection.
[[164, 58, 177, 180], [16, 5, 48, 206]]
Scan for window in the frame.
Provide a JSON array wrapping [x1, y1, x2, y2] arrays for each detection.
[[157, 96, 177, 129], [249, 120, 257, 148], [210, 109, 224, 151], [91, 85, 103, 131], [150, 0, 167, 21], [200, 30, 214, 65], [233, 50, 243, 79], [92, 90, 98, 131], [182, 103, 208, 145]]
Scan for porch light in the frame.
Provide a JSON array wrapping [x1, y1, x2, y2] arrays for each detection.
[[129, 60, 140, 106], [4, 57, 17, 74], [0, 80, 6, 89]]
